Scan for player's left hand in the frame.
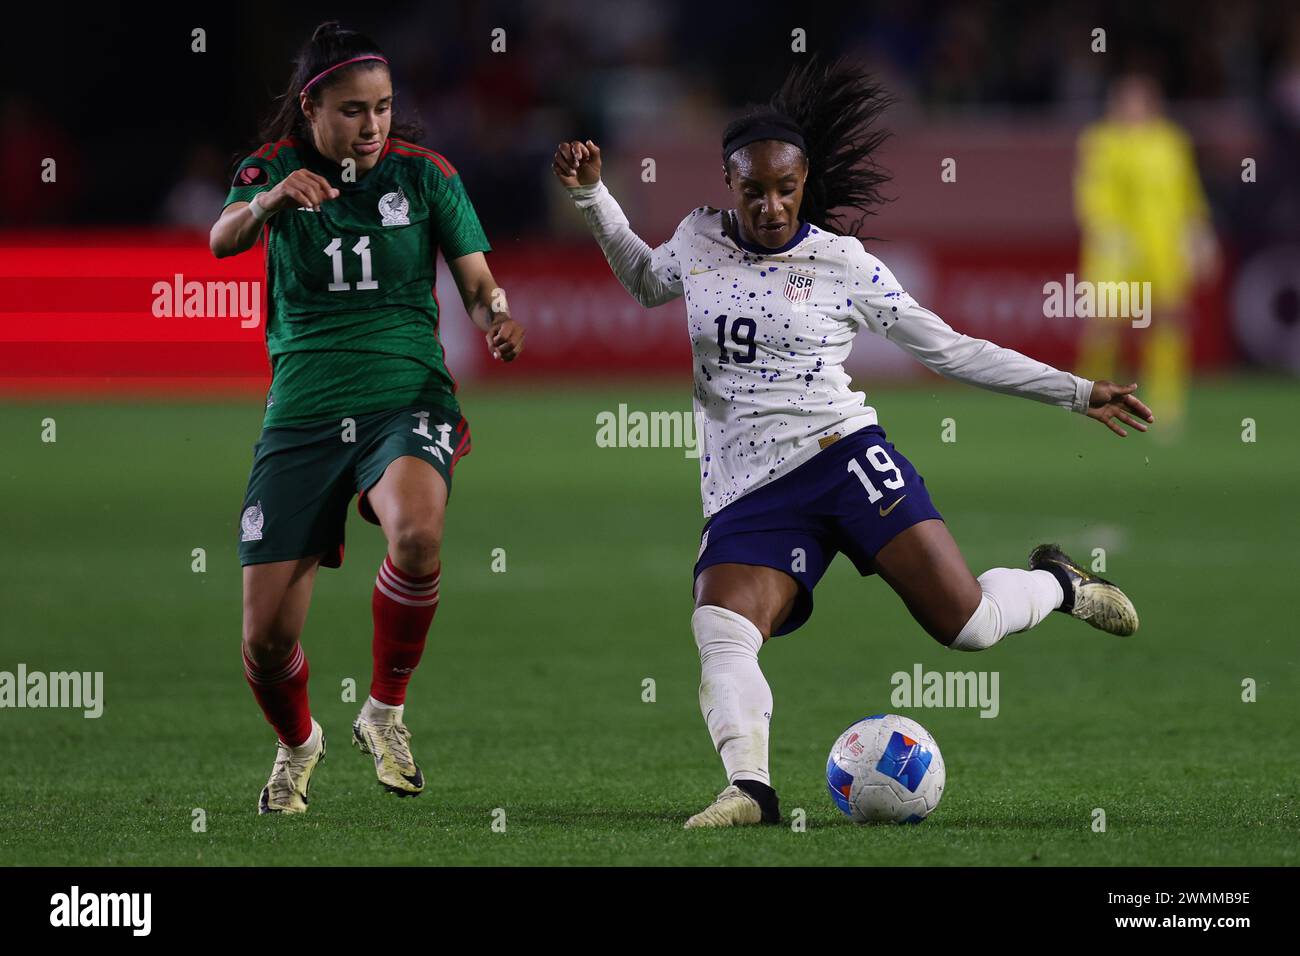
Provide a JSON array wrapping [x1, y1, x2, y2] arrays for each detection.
[[1086, 381, 1154, 437], [486, 317, 525, 362]]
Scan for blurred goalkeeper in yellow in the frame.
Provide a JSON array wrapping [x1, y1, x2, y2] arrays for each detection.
[[1074, 71, 1218, 437]]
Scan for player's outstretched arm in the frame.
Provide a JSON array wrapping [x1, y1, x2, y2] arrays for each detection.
[[552, 139, 682, 308], [209, 170, 339, 258], [447, 251, 524, 362], [881, 298, 1153, 438]]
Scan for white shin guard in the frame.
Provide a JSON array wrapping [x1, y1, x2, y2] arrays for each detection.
[[693, 605, 772, 785], [950, 568, 1064, 651]]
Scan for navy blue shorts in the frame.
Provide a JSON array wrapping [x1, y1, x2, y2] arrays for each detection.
[[693, 425, 943, 636]]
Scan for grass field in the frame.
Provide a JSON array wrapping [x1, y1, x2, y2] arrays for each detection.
[[0, 377, 1296, 866]]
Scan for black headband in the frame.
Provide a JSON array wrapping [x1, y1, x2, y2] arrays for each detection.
[[723, 123, 806, 163]]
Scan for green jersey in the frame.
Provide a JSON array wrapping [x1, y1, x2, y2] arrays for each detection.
[[224, 136, 491, 427]]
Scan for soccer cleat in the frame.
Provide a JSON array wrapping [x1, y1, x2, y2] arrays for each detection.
[[1030, 543, 1139, 636], [258, 719, 326, 815], [684, 784, 770, 829], [352, 707, 425, 796]]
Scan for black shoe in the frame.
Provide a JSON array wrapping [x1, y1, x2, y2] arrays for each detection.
[[1029, 544, 1139, 636]]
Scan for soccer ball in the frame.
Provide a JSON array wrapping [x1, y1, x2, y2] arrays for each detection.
[[826, 714, 945, 824]]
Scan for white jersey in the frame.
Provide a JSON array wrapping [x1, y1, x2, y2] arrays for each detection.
[[569, 182, 1093, 517], [658, 207, 906, 514]]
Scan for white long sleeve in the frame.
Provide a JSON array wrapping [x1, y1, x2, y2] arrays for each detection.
[[567, 181, 684, 308], [886, 302, 1094, 412], [846, 245, 1093, 413]]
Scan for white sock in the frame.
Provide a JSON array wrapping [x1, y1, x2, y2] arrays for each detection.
[[693, 605, 772, 786], [950, 568, 1064, 651], [363, 695, 402, 720]]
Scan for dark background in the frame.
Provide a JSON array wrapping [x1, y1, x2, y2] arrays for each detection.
[[6, 0, 1298, 242]]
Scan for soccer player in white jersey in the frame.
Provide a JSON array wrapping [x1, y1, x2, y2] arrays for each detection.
[[553, 58, 1154, 829]]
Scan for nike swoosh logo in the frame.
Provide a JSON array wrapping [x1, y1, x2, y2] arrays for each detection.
[[879, 495, 907, 517], [689, 267, 719, 276]]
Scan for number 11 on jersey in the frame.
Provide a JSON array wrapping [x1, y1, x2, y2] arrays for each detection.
[[324, 236, 379, 292], [411, 411, 454, 464]]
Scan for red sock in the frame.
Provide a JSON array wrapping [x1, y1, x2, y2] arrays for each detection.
[[243, 643, 313, 747], [370, 555, 440, 705]]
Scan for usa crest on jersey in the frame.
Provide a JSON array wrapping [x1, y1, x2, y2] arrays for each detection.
[[784, 271, 814, 304]]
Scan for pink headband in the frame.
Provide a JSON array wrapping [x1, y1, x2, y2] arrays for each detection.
[[301, 54, 389, 94]]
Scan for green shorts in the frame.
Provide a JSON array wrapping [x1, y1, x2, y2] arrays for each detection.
[[237, 403, 470, 568]]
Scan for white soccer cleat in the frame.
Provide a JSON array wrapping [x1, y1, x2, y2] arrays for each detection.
[[258, 718, 326, 815], [1030, 543, 1139, 637], [352, 706, 425, 796], [683, 785, 764, 829]]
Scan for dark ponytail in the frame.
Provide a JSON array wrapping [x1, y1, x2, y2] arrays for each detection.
[[723, 57, 892, 235], [254, 20, 423, 147]]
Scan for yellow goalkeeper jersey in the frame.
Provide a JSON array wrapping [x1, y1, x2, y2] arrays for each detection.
[[1074, 117, 1209, 305]]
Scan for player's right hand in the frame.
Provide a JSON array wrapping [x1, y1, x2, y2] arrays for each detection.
[[552, 140, 601, 188], [263, 169, 340, 213], [1085, 381, 1154, 438]]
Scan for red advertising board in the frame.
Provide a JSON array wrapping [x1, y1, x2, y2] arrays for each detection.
[[0, 229, 1232, 394]]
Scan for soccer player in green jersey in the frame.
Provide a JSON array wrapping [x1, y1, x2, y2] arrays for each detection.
[[210, 21, 525, 814]]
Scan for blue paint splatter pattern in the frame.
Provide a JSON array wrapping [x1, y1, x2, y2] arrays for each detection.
[[655, 208, 920, 517]]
